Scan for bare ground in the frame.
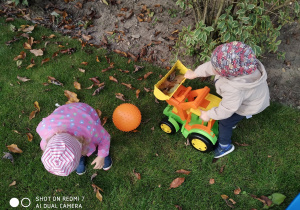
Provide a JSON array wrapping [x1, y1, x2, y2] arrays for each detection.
[[2, 0, 300, 108]]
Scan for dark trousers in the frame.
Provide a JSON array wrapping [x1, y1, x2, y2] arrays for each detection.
[[218, 113, 245, 145]]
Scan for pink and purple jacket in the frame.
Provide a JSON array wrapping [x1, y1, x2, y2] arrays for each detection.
[[36, 103, 110, 157]]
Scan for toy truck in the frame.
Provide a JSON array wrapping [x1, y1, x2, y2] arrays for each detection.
[[154, 60, 221, 152]]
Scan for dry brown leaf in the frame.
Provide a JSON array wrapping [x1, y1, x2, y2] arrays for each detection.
[[229, 198, 236, 205], [96, 189, 103, 202], [234, 142, 250, 146], [176, 169, 191, 175], [96, 56, 100, 62], [209, 178, 215, 184], [48, 76, 63, 86], [118, 69, 130, 73], [7, 144, 23, 153], [144, 87, 151, 92], [133, 169, 141, 180], [121, 83, 133, 89], [74, 81, 81, 90], [89, 77, 100, 85], [14, 51, 26, 60], [48, 34, 56, 39], [81, 62, 88, 65], [169, 177, 185, 189], [64, 90, 80, 104], [17, 75, 31, 82], [85, 84, 94, 89], [109, 76, 118, 83], [26, 133, 33, 142], [234, 187, 241, 195], [20, 25, 35, 33], [82, 34, 93, 41], [29, 110, 38, 120], [174, 19, 182, 25], [133, 65, 144, 73], [30, 49, 43, 56], [91, 173, 97, 181], [41, 58, 50, 65], [113, 49, 127, 57], [92, 84, 105, 96], [136, 89, 140, 98], [115, 93, 126, 101], [101, 117, 108, 126], [96, 109, 102, 118], [143, 72, 153, 79], [91, 183, 104, 192], [78, 68, 86, 73], [219, 165, 225, 174], [26, 63, 35, 69], [13, 130, 21, 134], [9, 181, 16, 187], [221, 194, 229, 200], [34, 101, 40, 112]]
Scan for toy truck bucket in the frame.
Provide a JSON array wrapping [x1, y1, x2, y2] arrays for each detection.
[[154, 60, 188, 101]]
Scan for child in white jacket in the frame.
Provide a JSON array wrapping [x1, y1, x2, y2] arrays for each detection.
[[185, 41, 270, 158]]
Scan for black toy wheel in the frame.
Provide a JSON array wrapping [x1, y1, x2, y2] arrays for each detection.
[[188, 133, 214, 152], [159, 117, 176, 134]]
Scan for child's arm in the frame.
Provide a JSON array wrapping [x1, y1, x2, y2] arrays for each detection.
[[185, 61, 216, 79]]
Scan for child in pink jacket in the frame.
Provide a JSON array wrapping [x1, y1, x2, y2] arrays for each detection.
[[185, 41, 270, 158], [37, 102, 112, 176]]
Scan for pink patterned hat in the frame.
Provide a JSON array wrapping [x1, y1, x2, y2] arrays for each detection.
[[41, 133, 82, 176], [211, 41, 258, 77]]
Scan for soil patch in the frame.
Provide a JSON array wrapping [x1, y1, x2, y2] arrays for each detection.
[[1, 0, 300, 108]]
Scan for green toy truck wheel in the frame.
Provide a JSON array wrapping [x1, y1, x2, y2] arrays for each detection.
[[188, 133, 214, 152], [159, 117, 177, 134]]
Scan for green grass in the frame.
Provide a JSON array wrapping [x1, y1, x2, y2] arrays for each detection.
[[0, 17, 299, 210]]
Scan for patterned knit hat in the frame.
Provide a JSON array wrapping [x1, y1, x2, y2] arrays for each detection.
[[211, 41, 258, 77], [41, 133, 82, 176]]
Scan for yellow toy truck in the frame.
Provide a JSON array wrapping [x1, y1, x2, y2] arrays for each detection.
[[154, 60, 221, 152]]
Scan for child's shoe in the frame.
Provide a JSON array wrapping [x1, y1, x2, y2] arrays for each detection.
[[103, 155, 112, 171], [214, 144, 235, 158], [76, 156, 86, 175]]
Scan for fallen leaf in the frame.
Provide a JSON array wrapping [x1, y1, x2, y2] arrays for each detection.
[[121, 83, 134, 89], [41, 58, 50, 65], [92, 84, 105, 96], [34, 101, 40, 112], [229, 198, 236, 205], [2, 152, 14, 163], [81, 62, 88, 65], [109, 76, 118, 83], [169, 177, 185, 189], [115, 93, 126, 101], [82, 34, 93, 41], [113, 49, 127, 57], [74, 81, 81, 90], [91, 173, 97, 181], [118, 69, 130, 73], [26, 63, 35, 69], [89, 77, 101, 86], [17, 76, 31, 82], [174, 19, 182, 25], [19, 25, 35, 33], [219, 165, 225, 174], [96, 56, 101, 62], [48, 76, 63, 86], [91, 183, 104, 192], [234, 187, 241, 195], [9, 181, 16, 187], [234, 142, 249, 146], [30, 49, 43, 56], [175, 169, 191, 175], [144, 87, 151, 92], [14, 51, 26, 60], [26, 133, 33, 142], [78, 68, 86, 73], [261, 195, 272, 207], [96, 109, 102, 118], [136, 89, 140, 98], [209, 178, 215, 184], [101, 117, 108, 126], [96, 190, 103, 202], [7, 144, 23, 153], [133, 65, 144, 73], [143, 72, 153, 79], [221, 194, 229, 200], [48, 34, 56, 39], [133, 169, 141, 180], [29, 110, 38, 120], [64, 90, 80, 104]]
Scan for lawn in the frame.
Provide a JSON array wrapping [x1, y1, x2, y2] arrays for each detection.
[[0, 17, 299, 210]]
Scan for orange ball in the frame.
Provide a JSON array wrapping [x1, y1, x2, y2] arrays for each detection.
[[112, 103, 142, 132]]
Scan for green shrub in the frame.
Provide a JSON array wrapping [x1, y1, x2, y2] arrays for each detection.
[[175, 0, 300, 65]]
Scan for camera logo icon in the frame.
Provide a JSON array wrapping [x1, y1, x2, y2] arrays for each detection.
[[10, 198, 31, 208]]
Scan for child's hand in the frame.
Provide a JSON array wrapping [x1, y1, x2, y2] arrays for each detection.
[[200, 110, 210, 122], [91, 156, 105, 169], [184, 70, 198, 79]]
